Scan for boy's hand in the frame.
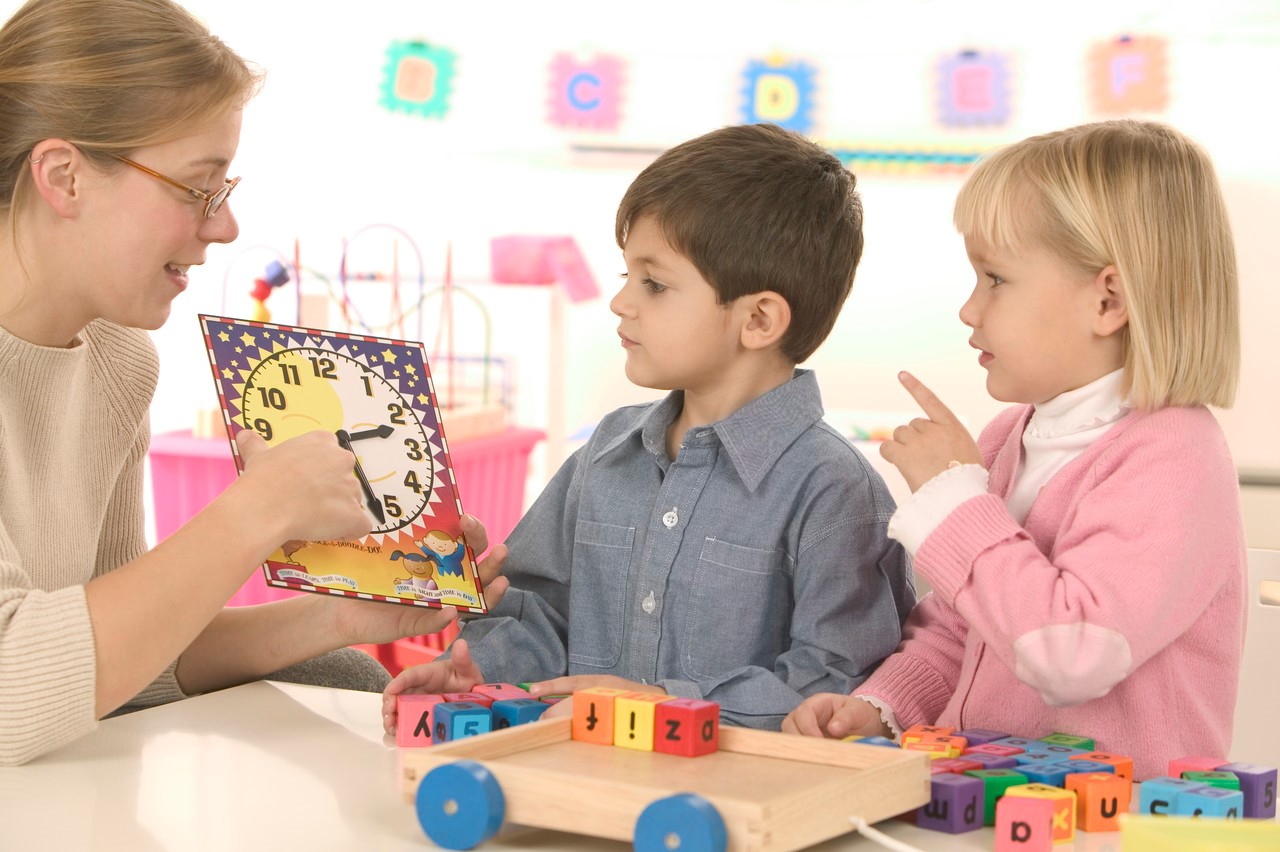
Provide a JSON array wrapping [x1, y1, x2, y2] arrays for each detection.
[[879, 371, 982, 492], [381, 639, 487, 733], [526, 675, 666, 719], [782, 693, 892, 739]]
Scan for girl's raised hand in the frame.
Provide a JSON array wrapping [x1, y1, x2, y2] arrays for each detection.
[[879, 371, 982, 492]]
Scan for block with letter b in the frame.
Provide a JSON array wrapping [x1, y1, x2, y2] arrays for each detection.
[[396, 693, 446, 748], [653, 698, 719, 757], [570, 687, 630, 745]]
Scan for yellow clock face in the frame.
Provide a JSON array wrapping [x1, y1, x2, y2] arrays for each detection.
[[238, 347, 435, 534]]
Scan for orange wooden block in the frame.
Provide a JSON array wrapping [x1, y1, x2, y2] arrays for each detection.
[[1073, 751, 1134, 781], [1065, 771, 1132, 832], [903, 740, 952, 759], [919, 733, 969, 758], [570, 687, 630, 745], [396, 693, 446, 748], [653, 698, 720, 757], [902, 724, 956, 746]]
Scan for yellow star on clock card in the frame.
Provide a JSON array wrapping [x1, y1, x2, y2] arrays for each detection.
[[198, 314, 489, 614]]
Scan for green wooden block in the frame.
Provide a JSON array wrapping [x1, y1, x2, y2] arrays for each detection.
[[1183, 770, 1240, 790], [964, 769, 1030, 825], [1040, 732, 1096, 750]]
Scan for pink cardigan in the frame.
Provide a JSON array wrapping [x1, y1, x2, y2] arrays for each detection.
[[855, 404, 1247, 780]]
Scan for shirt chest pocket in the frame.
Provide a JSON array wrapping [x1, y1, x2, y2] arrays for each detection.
[[568, 519, 635, 668], [681, 537, 789, 679]]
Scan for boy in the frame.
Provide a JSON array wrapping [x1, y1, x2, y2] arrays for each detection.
[[382, 123, 914, 731]]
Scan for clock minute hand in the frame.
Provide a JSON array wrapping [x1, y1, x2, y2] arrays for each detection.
[[336, 430, 386, 526], [346, 424, 394, 442]]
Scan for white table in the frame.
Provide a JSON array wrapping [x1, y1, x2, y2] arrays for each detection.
[[0, 681, 1251, 851]]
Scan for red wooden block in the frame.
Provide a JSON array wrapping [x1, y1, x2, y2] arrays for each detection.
[[1169, 754, 1227, 779], [443, 691, 495, 708], [994, 795, 1055, 852], [471, 682, 526, 702], [653, 698, 720, 757], [396, 693, 446, 747]]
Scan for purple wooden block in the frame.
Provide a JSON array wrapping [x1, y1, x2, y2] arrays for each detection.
[[1216, 762, 1277, 819], [917, 773, 985, 833], [953, 728, 1010, 747], [963, 752, 1020, 770]]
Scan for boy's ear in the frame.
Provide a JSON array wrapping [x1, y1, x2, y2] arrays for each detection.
[[738, 290, 791, 351], [27, 139, 84, 219], [1090, 265, 1128, 338]]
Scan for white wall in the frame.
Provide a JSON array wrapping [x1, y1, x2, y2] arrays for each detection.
[[6, 0, 1276, 534]]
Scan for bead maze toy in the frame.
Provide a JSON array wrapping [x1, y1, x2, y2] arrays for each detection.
[[396, 687, 930, 851]]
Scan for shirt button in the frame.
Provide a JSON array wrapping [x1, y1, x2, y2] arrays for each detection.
[[662, 508, 679, 528], [642, 591, 656, 613]]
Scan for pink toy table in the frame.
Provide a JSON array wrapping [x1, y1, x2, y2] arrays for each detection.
[[148, 427, 543, 669]]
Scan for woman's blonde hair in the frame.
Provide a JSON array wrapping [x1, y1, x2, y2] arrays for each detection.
[[953, 119, 1240, 409], [0, 0, 262, 220]]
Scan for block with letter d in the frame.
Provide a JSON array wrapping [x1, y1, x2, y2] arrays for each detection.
[[432, 701, 493, 743], [396, 693, 446, 748], [570, 687, 631, 744], [653, 698, 719, 757], [613, 692, 676, 751]]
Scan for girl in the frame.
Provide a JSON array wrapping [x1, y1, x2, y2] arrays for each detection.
[[784, 119, 1245, 781], [0, 0, 506, 766]]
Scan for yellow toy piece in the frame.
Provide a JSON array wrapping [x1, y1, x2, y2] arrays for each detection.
[[1121, 812, 1280, 850]]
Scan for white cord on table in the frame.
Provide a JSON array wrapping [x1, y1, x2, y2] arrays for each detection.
[[848, 816, 927, 852]]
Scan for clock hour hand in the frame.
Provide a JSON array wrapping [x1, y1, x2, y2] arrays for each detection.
[[345, 424, 394, 442], [336, 429, 386, 526]]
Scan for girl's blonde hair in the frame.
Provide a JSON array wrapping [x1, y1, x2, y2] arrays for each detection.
[[953, 119, 1240, 409], [0, 0, 262, 220]]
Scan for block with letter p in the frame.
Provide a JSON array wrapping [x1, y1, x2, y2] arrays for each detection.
[[653, 698, 719, 757], [396, 693, 446, 747]]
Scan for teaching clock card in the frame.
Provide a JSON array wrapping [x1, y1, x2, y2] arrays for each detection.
[[198, 315, 489, 614]]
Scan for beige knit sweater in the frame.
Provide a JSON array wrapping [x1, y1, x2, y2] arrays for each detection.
[[0, 320, 186, 765]]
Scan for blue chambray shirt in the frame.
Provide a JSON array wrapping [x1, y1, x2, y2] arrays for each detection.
[[457, 370, 915, 729]]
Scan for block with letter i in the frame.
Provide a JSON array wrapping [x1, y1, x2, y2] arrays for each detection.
[[396, 693, 446, 748], [653, 698, 719, 757], [571, 687, 630, 744], [614, 693, 676, 751], [432, 701, 493, 743], [1065, 772, 1131, 832], [994, 794, 1055, 852]]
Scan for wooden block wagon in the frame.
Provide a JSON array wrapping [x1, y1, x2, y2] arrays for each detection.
[[399, 717, 930, 851]]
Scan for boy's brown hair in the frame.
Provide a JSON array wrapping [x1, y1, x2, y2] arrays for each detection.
[[615, 122, 864, 363]]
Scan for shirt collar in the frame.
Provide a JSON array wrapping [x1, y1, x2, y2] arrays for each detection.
[[592, 369, 825, 493], [1026, 368, 1130, 439]]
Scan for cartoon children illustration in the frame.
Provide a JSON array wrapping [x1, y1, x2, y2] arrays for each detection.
[[390, 530, 467, 596]]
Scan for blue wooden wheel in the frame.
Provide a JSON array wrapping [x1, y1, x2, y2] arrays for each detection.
[[633, 793, 727, 852], [415, 760, 505, 850]]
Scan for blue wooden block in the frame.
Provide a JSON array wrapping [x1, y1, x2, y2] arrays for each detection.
[[1173, 786, 1244, 819], [433, 701, 493, 743], [1013, 750, 1067, 767], [491, 698, 550, 729], [1063, 759, 1117, 776], [917, 773, 985, 834], [857, 736, 900, 748], [1018, 762, 1077, 787], [1138, 776, 1208, 816], [1215, 762, 1277, 819]]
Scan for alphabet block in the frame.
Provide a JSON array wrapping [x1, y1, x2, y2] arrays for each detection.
[[847, 735, 899, 748], [917, 773, 984, 833], [443, 691, 495, 708], [1183, 770, 1240, 790], [570, 687, 630, 745], [491, 698, 549, 729], [471, 682, 527, 702], [932, 757, 984, 775], [990, 736, 1039, 751], [994, 794, 1055, 851], [1039, 732, 1095, 751], [1138, 776, 1206, 816], [918, 734, 969, 757], [1004, 783, 1076, 843], [1169, 755, 1228, 778], [1074, 751, 1134, 780], [953, 728, 1011, 747], [539, 694, 570, 705], [613, 693, 677, 752], [968, 743, 1026, 758], [432, 701, 493, 743], [1173, 785, 1243, 818], [396, 693, 446, 748], [1065, 771, 1131, 832], [1059, 759, 1117, 777], [1018, 762, 1078, 788], [903, 740, 952, 759], [653, 698, 720, 757], [962, 752, 1020, 771], [964, 769, 1030, 825], [1214, 762, 1277, 819], [901, 724, 955, 746]]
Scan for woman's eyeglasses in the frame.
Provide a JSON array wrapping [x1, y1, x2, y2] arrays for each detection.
[[111, 154, 240, 219]]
